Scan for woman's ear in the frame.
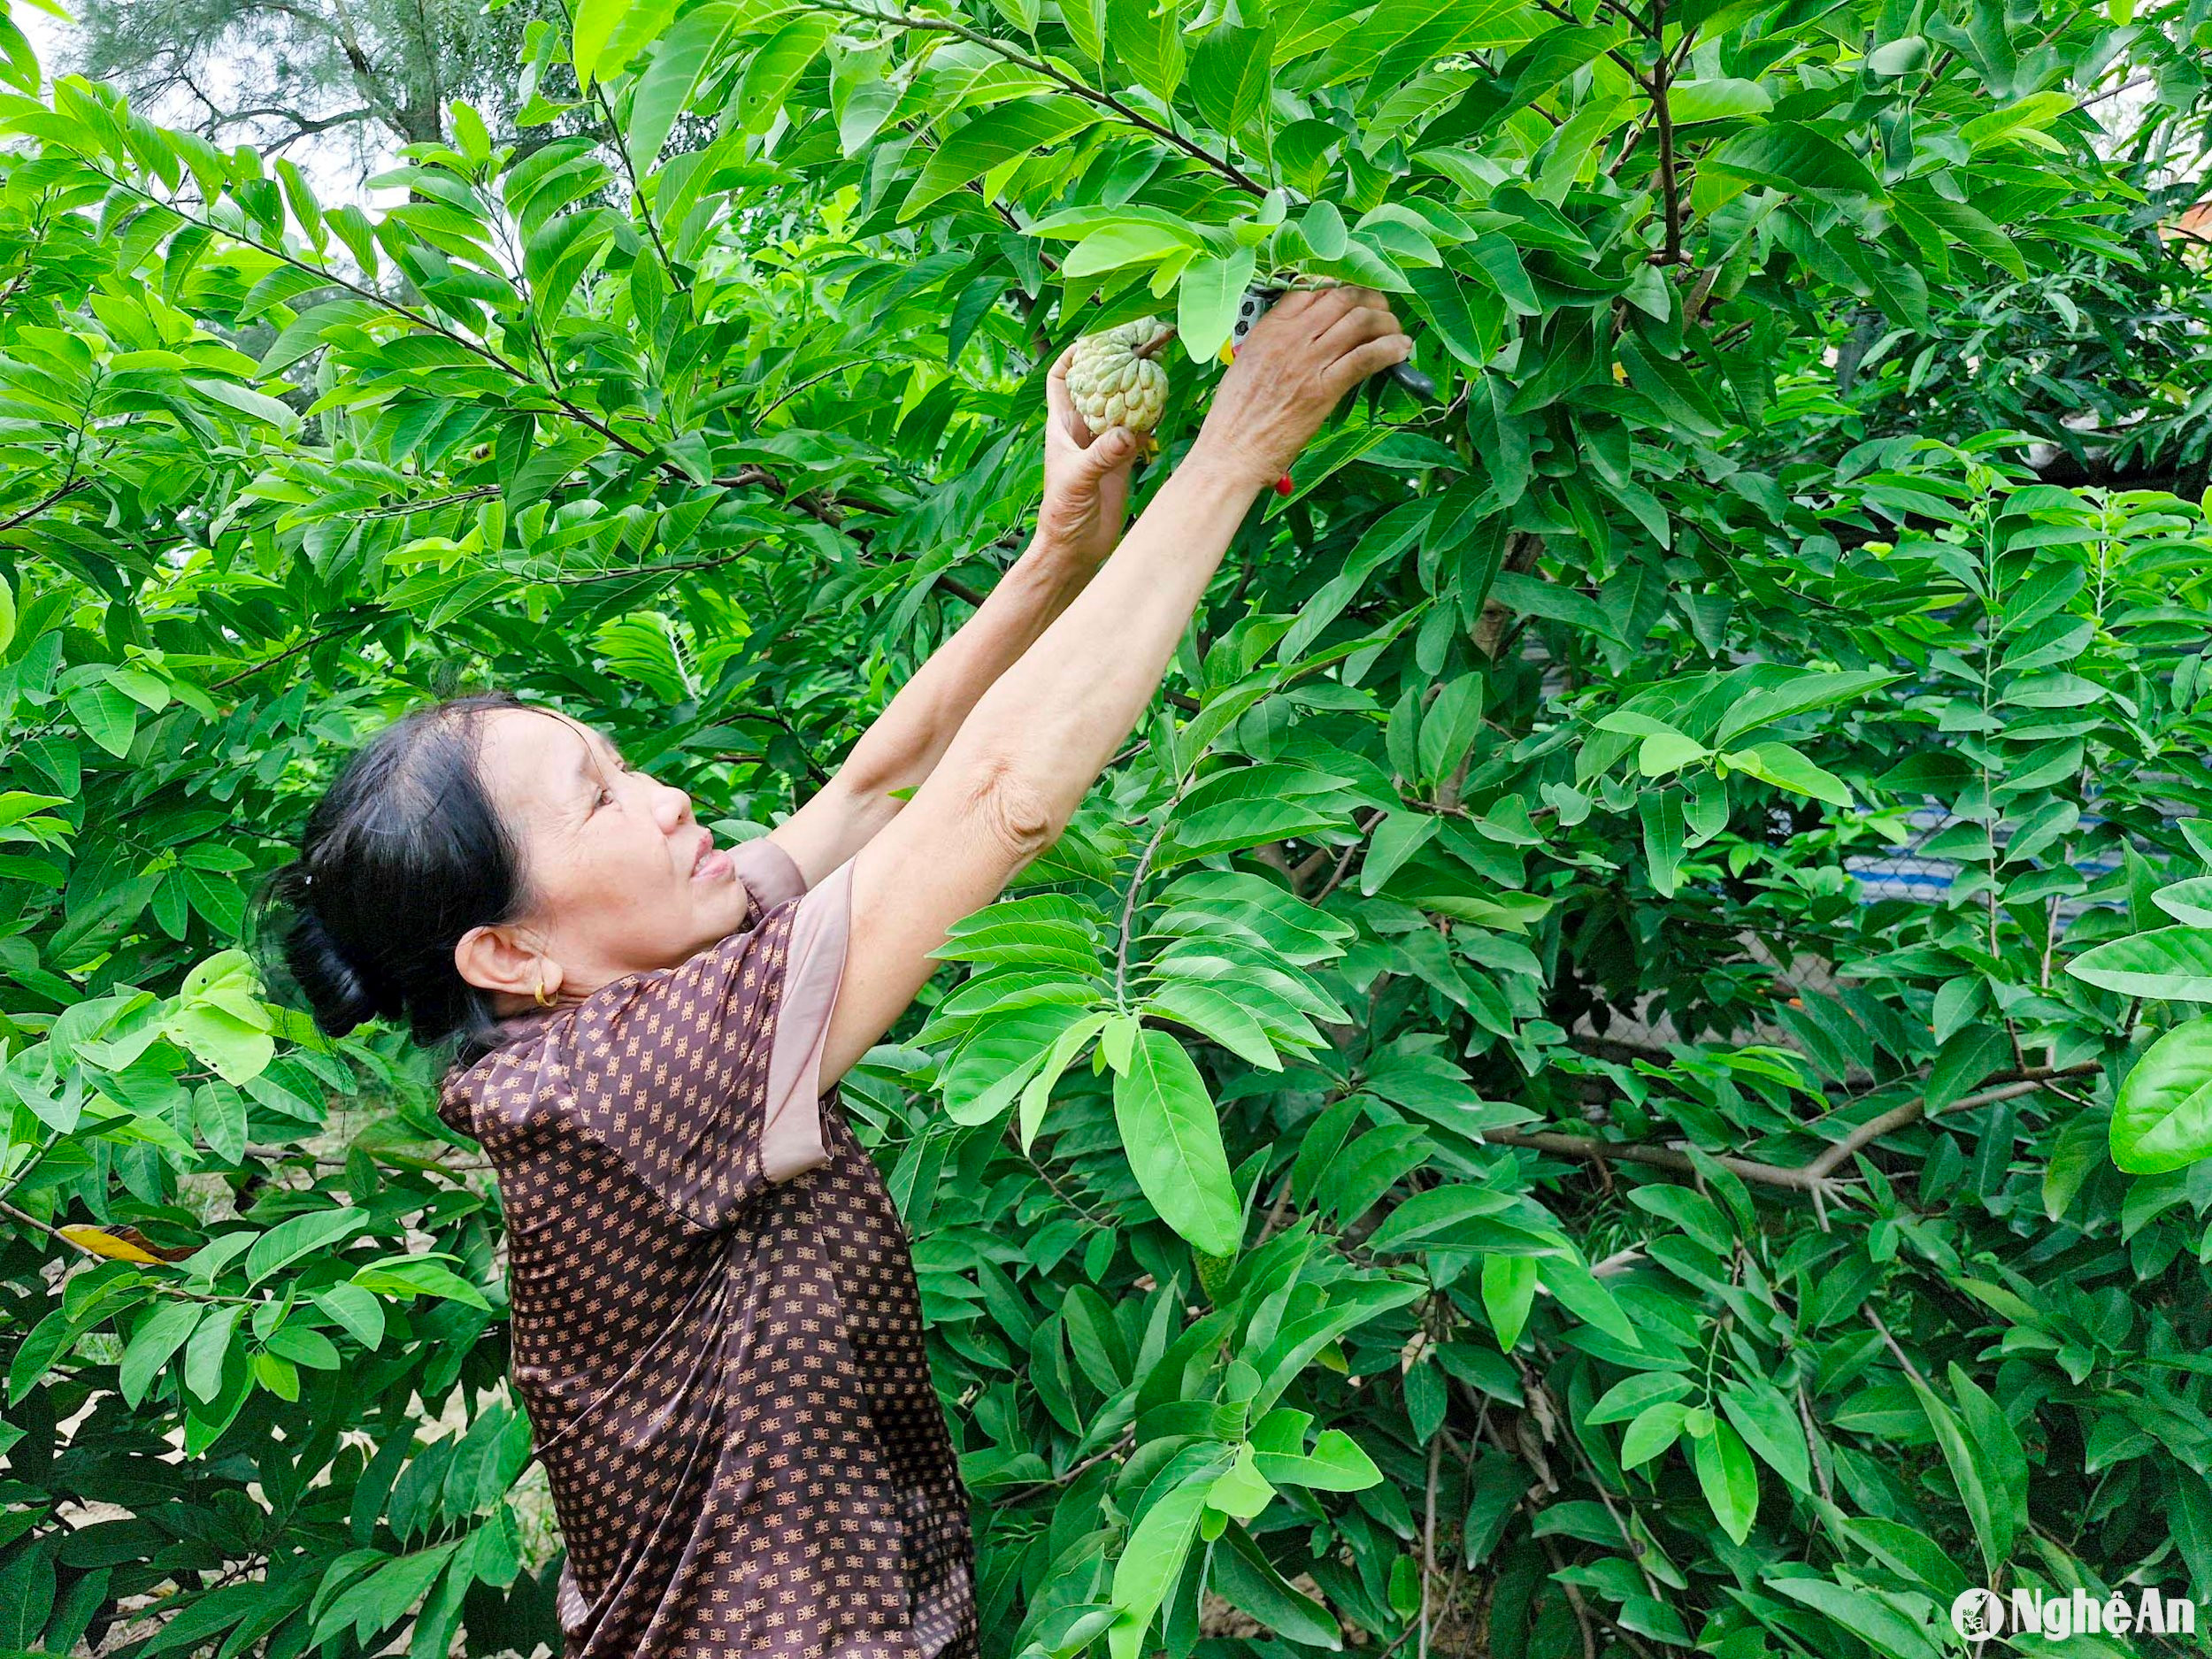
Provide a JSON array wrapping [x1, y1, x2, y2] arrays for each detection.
[[455, 923, 560, 1003]]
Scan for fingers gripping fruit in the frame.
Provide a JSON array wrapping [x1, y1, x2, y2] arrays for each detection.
[[1068, 318, 1173, 447]]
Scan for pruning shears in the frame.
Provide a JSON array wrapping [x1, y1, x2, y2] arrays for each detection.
[[1225, 283, 1439, 495]]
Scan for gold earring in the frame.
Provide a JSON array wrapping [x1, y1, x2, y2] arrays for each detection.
[[534, 977, 553, 1008]]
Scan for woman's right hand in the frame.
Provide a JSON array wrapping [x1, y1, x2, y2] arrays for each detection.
[[1189, 286, 1412, 492]]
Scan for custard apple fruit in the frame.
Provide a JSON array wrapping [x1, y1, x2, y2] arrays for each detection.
[[1068, 317, 1171, 439]]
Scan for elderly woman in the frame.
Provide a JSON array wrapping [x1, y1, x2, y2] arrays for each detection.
[[269, 289, 1409, 1659]]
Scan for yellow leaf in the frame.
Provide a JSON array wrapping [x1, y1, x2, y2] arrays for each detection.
[[60, 1225, 165, 1264]]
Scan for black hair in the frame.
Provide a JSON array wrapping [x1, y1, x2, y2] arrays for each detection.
[[253, 690, 535, 1052]]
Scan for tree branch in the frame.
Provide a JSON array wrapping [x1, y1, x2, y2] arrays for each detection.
[[210, 621, 363, 689], [1648, 0, 1684, 265], [1486, 1064, 2101, 1195], [801, 0, 1269, 197], [0, 477, 88, 534], [86, 159, 660, 464], [1116, 808, 1179, 1008]]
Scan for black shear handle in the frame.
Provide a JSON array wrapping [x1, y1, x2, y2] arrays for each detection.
[[1233, 285, 1437, 402], [1387, 360, 1438, 400]]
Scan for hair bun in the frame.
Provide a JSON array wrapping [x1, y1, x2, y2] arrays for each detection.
[[282, 908, 386, 1038], [250, 693, 531, 1049]]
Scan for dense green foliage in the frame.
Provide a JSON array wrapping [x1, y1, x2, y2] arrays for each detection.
[[4, 0, 2212, 1655]]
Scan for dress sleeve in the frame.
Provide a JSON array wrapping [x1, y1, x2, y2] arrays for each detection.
[[560, 834, 823, 1231], [759, 860, 853, 1182], [730, 835, 808, 920]]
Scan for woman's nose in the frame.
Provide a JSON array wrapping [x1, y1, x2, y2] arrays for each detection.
[[660, 780, 694, 827]]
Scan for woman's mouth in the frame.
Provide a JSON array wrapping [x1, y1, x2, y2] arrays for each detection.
[[692, 847, 733, 882]]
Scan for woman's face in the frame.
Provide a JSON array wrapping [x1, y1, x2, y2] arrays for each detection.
[[457, 707, 749, 1005]]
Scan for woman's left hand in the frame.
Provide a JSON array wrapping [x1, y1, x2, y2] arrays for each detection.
[[1036, 344, 1141, 570]]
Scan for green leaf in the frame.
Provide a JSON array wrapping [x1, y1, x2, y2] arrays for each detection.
[[1418, 675, 1484, 788], [1668, 77, 1772, 123], [1947, 1363, 2027, 1548], [1480, 1254, 1537, 1351], [736, 16, 833, 134], [352, 1254, 493, 1309], [1061, 0, 1103, 61], [502, 431, 603, 514], [8, 1309, 74, 1404], [1620, 1400, 1687, 1469], [1146, 981, 1280, 1070], [2154, 878, 2212, 927], [1108, 1469, 1219, 1659], [1302, 200, 1348, 260], [1063, 220, 1197, 280], [1362, 1185, 1525, 1253], [1466, 234, 1538, 314], [1718, 1379, 1812, 1494], [1714, 670, 1896, 742], [1961, 91, 2077, 154], [1359, 0, 1524, 101], [2070, 927, 2212, 1001], [259, 298, 382, 373], [1909, 1373, 2011, 1577], [66, 682, 139, 757], [1112, 1029, 1243, 1257], [1404, 266, 1501, 367], [1535, 1256, 1636, 1345], [2111, 1016, 2212, 1174], [1639, 790, 1685, 898], [1020, 1010, 1114, 1149], [1207, 1443, 1276, 1520], [1251, 1427, 1383, 1491], [1176, 249, 1255, 364], [1105, 0, 1187, 103], [189, 376, 301, 434], [246, 1208, 373, 1286], [1360, 810, 1438, 896], [626, 1, 740, 168], [1925, 1023, 2012, 1113], [1638, 730, 1708, 777], [185, 1303, 242, 1403], [1718, 741, 1851, 808], [311, 1282, 388, 1351], [119, 1300, 203, 1408], [1690, 1417, 1758, 1543], [1707, 122, 1883, 198], [941, 1002, 1088, 1125], [165, 1003, 273, 1084], [1189, 24, 1272, 138], [1866, 36, 1926, 75], [1770, 1579, 1945, 1659], [1588, 1371, 1692, 1425], [1625, 1183, 1732, 1250], [571, 0, 634, 88], [1211, 1525, 1341, 1648], [315, 1544, 457, 1646]]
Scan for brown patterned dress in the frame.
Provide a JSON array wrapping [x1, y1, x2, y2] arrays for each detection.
[[437, 841, 977, 1659]]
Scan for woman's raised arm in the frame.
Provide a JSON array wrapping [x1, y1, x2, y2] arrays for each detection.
[[767, 352, 1140, 886], [816, 287, 1409, 1086]]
